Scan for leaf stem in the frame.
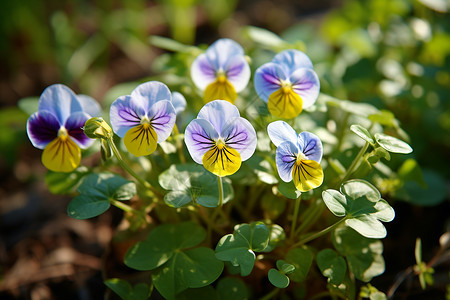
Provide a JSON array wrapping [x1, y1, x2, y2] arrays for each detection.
[[290, 194, 301, 241], [109, 199, 142, 217], [339, 141, 369, 186], [291, 217, 347, 248], [107, 137, 161, 197]]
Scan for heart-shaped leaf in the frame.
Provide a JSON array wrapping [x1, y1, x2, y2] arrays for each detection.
[[215, 222, 273, 276], [284, 247, 313, 282], [67, 173, 136, 219], [316, 249, 347, 285], [322, 180, 394, 238], [268, 269, 290, 288], [125, 222, 206, 271], [374, 133, 412, 154], [350, 124, 375, 145]]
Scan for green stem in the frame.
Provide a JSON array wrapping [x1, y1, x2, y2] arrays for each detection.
[[173, 124, 186, 164], [295, 199, 324, 235], [258, 288, 280, 300], [107, 137, 160, 196], [339, 141, 369, 186], [290, 195, 301, 241], [291, 217, 347, 248], [110, 199, 142, 216]]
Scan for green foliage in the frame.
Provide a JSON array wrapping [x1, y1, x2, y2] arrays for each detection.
[[125, 222, 223, 299], [332, 226, 385, 282], [67, 173, 136, 219], [284, 247, 314, 283], [323, 180, 395, 238], [45, 167, 90, 194], [215, 222, 284, 276], [159, 163, 233, 208], [104, 278, 152, 300], [316, 249, 347, 285], [216, 277, 249, 300]]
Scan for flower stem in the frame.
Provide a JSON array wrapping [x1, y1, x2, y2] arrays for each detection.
[[339, 141, 369, 186], [290, 194, 301, 241], [291, 217, 347, 248], [107, 137, 160, 197], [217, 175, 224, 208]]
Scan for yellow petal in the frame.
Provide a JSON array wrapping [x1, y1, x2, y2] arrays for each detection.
[[124, 124, 158, 157], [202, 145, 241, 177], [292, 160, 324, 192], [204, 78, 237, 103], [268, 87, 303, 119], [42, 136, 81, 172]]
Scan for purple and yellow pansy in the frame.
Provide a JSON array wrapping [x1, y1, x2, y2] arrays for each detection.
[[26, 84, 101, 172], [254, 50, 320, 119], [191, 39, 250, 104], [184, 100, 256, 177], [110, 81, 176, 157], [267, 121, 324, 191]]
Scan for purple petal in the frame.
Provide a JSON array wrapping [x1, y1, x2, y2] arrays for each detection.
[[276, 141, 299, 182], [221, 117, 257, 161], [267, 121, 298, 147], [191, 53, 217, 90], [131, 81, 172, 112], [290, 68, 320, 109], [224, 55, 250, 93], [205, 39, 245, 70], [254, 62, 286, 102], [148, 100, 176, 143], [272, 50, 313, 75], [77, 94, 101, 117], [172, 92, 187, 115], [110, 95, 145, 137], [197, 100, 240, 134], [65, 112, 94, 149], [184, 118, 219, 164], [297, 132, 323, 163], [38, 84, 83, 124], [27, 111, 60, 149]]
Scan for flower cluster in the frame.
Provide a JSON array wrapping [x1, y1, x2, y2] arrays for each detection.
[[26, 39, 323, 193]]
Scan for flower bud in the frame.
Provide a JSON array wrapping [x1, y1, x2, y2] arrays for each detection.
[[84, 117, 113, 139]]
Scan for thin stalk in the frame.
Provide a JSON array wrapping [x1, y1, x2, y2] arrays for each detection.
[[110, 199, 145, 218], [339, 141, 369, 186], [107, 138, 161, 197], [295, 199, 324, 235], [290, 195, 301, 241], [173, 124, 186, 163], [291, 217, 347, 248], [207, 176, 225, 244]]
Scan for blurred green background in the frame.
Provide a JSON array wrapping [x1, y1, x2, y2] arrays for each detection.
[[0, 0, 448, 298]]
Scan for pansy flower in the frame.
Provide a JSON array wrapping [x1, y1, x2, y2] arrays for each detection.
[[110, 81, 176, 157], [191, 39, 250, 103], [27, 84, 101, 172], [268, 121, 323, 192], [172, 91, 187, 115], [185, 100, 256, 177], [254, 50, 320, 119]]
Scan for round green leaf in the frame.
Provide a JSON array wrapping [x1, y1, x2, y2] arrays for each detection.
[[322, 189, 347, 217], [374, 133, 412, 154], [350, 124, 375, 145], [104, 278, 132, 300], [285, 247, 313, 282], [316, 249, 347, 285], [264, 224, 286, 253], [216, 277, 249, 300], [346, 215, 386, 238], [341, 179, 380, 203], [268, 269, 290, 288], [177, 286, 219, 300], [67, 195, 110, 219], [276, 260, 295, 274], [164, 191, 192, 208]]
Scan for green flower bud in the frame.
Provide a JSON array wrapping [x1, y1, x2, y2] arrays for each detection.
[[84, 117, 113, 139]]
